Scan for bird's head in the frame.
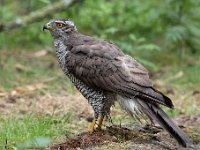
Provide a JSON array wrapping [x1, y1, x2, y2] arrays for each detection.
[[43, 19, 77, 38]]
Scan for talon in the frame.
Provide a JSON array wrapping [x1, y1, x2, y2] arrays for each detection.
[[88, 114, 107, 133]]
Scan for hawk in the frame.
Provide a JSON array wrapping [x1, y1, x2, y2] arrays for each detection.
[[43, 19, 193, 148]]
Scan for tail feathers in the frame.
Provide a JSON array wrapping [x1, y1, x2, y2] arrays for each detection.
[[117, 96, 194, 148], [152, 88, 174, 108], [141, 101, 194, 148], [136, 87, 174, 108]]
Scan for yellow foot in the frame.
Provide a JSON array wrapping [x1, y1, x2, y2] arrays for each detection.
[[97, 114, 106, 129], [88, 118, 96, 133], [88, 115, 106, 133]]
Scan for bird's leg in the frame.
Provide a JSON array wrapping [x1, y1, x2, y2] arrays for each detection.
[[88, 118, 97, 133], [88, 114, 106, 133], [97, 114, 105, 129]]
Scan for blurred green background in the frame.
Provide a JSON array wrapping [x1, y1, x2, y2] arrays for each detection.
[[1, 0, 200, 68], [1, 0, 200, 89], [1, 0, 200, 52], [0, 0, 200, 149]]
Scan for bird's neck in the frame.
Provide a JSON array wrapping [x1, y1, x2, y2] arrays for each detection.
[[54, 37, 70, 73]]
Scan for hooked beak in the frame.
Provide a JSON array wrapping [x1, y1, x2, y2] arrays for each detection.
[[43, 22, 53, 31], [43, 24, 48, 31]]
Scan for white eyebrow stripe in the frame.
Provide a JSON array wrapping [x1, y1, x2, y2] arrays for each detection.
[[54, 21, 65, 24], [65, 21, 75, 26]]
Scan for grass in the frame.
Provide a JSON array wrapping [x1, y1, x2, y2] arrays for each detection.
[[0, 49, 199, 149], [0, 50, 73, 93], [0, 113, 72, 149]]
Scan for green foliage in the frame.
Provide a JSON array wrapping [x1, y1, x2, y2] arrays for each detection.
[[1, 0, 199, 51], [0, 0, 199, 85], [161, 0, 200, 54], [1, 0, 199, 69], [0, 1, 199, 72]]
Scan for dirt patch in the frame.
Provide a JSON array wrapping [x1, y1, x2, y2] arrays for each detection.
[[49, 125, 161, 150], [50, 130, 110, 149], [49, 115, 200, 150], [0, 91, 93, 117], [175, 114, 200, 126]]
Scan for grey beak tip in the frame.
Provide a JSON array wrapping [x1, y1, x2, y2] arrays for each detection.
[[43, 25, 47, 31]]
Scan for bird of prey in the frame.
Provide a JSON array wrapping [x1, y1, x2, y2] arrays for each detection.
[[43, 19, 193, 148]]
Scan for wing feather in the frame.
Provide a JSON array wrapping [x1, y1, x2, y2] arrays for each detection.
[[66, 36, 173, 108]]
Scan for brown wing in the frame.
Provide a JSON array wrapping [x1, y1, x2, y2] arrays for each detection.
[[66, 37, 173, 108]]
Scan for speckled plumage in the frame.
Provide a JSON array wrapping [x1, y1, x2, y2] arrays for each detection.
[[43, 19, 193, 148], [53, 34, 115, 120]]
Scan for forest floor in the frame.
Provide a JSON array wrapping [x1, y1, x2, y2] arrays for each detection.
[[0, 49, 200, 149]]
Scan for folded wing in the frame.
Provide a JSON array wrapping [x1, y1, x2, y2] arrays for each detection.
[[66, 38, 173, 108]]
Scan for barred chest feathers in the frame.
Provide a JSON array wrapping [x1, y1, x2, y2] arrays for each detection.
[[53, 39, 108, 118], [54, 39, 69, 73]]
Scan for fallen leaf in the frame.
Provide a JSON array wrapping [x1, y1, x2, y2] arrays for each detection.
[[34, 50, 48, 58], [0, 88, 6, 97], [15, 64, 29, 72], [0, 83, 45, 98], [193, 90, 200, 97], [12, 83, 45, 96], [166, 86, 175, 95], [0, 92, 7, 97], [165, 71, 184, 82]]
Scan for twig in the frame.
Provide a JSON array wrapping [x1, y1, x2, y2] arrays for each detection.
[[0, 0, 81, 32]]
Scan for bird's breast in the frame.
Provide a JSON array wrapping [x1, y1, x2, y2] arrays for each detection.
[[54, 40, 70, 73]]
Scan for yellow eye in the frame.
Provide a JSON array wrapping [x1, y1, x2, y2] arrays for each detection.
[[56, 23, 63, 28]]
